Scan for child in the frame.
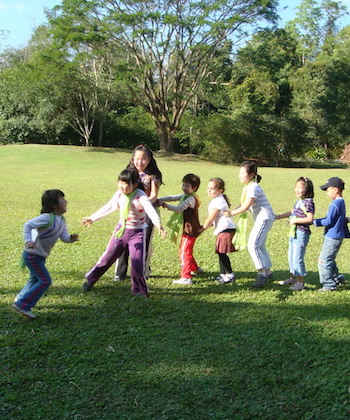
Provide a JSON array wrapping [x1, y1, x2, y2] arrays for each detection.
[[115, 144, 163, 281], [13, 190, 79, 319], [199, 178, 237, 283], [229, 161, 275, 288], [82, 168, 165, 297], [158, 174, 201, 285], [275, 177, 315, 291], [313, 177, 349, 292]]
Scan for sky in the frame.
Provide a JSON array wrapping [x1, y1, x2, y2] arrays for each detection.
[[1, 0, 350, 51]]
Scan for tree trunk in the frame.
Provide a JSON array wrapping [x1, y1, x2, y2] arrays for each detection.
[[155, 120, 174, 152], [98, 120, 103, 148]]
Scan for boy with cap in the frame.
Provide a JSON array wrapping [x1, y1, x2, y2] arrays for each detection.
[[313, 177, 349, 291]]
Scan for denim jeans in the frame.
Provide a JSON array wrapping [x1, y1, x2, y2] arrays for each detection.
[[288, 229, 310, 277], [16, 251, 52, 311], [318, 236, 343, 290]]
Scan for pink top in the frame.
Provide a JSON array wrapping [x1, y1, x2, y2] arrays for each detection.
[[89, 188, 161, 230]]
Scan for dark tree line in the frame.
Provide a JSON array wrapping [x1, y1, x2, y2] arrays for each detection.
[[0, 0, 350, 163]]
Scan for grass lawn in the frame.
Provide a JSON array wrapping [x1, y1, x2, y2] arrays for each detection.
[[1, 144, 350, 419]]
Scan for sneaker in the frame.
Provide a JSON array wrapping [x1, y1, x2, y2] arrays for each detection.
[[217, 273, 235, 284], [82, 281, 93, 292], [133, 292, 149, 298], [278, 278, 296, 286], [318, 287, 337, 292], [191, 267, 204, 276], [266, 272, 274, 281], [252, 274, 270, 288], [12, 303, 36, 319], [172, 278, 193, 285], [114, 275, 126, 282], [334, 274, 345, 286], [289, 282, 305, 291]]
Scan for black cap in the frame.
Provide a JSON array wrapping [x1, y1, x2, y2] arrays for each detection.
[[319, 177, 345, 191]]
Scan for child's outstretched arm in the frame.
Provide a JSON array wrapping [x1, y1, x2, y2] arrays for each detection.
[[161, 195, 195, 213], [198, 210, 220, 234], [81, 192, 119, 227], [275, 211, 292, 220], [230, 197, 254, 217]]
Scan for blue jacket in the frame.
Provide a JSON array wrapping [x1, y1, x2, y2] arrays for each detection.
[[313, 197, 350, 239]]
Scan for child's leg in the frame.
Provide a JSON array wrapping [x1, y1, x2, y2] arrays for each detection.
[[128, 229, 147, 295], [16, 252, 51, 311], [291, 230, 310, 284], [144, 217, 154, 277], [86, 231, 126, 285], [178, 234, 198, 278], [218, 253, 232, 274], [114, 250, 129, 279], [248, 219, 273, 272], [318, 237, 343, 290]]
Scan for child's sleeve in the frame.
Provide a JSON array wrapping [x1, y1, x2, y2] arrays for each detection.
[[158, 194, 182, 202], [165, 196, 195, 213], [140, 196, 161, 228], [313, 203, 338, 227], [89, 191, 120, 222], [23, 213, 52, 243], [60, 224, 71, 243]]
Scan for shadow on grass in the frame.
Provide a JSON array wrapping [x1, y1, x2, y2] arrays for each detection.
[[2, 279, 350, 419]]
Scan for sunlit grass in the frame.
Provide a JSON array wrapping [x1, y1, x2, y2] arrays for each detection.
[[1, 144, 350, 419]]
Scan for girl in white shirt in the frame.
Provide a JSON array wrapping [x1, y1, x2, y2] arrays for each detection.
[[200, 178, 237, 283], [229, 161, 275, 288]]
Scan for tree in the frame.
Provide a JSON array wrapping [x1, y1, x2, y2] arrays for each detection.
[[50, 0, 278, 151]]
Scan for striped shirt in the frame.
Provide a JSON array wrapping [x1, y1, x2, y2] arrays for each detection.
[[291, 198, 315, 234]]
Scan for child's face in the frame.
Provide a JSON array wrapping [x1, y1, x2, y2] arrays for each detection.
[[133, 151, 150, 173], [53, 196, 67, 215], [207, 181, 222, 198], [326, 186, 341, 200], [294, 181, 306, 198], [182, 182, 195, 194], [239, 166, 254, 184], [118, 181, 137, 195]]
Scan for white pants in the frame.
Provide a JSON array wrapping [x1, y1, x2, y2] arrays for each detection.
[[248, 219, 273, 270]]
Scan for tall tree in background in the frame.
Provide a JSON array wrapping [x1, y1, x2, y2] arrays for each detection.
[[51, 0, 278, 151], [286, 0, 348, 64]]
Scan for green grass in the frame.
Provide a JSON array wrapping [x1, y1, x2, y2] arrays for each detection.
[[1, 144, 350, 419]]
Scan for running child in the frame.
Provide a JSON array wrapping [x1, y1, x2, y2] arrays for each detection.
[[313, 177, 349, 292], [13, 190, 79, 319], [275, 177, 315, 291], [82, 168, 165, 297], [158, 174, 201, 285], [229, 161, 275, 288], [199, 178, 237, 284], [115, 144, 163, 281]]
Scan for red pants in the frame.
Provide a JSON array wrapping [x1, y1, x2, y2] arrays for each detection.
[[178, 234, 198, 279]]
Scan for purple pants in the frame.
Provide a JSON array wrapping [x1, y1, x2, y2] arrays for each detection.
[[86, 227, 147, 295]]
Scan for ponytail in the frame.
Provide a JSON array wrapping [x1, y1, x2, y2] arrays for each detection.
[[241, 160, 261, 183]]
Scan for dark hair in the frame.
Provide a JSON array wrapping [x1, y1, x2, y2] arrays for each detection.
[[240, 160, 262, 183], [118, 168, 140, 187], [296, 177, 314, 198], [209, 177, 230, 207], [182, 173, 200, 191], [41, 189, 65, 213], [127, 144, 163, 184]]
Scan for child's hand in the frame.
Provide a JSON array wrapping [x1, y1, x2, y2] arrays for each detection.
[[70, 233, 79, 242], [24, 241, 34, 249], [81, 217, 93, 227], [198, 226, 205, 234], [223, 210, 230, 218], [159, 227, 167, 238]]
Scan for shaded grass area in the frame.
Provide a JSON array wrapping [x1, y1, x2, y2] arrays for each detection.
[[1, 145, 350, 419]]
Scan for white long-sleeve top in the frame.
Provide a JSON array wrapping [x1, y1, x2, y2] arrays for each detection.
[[158, 194, 196, 213], [89, 188, 161, 229], [23, 213, 71, 258]]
